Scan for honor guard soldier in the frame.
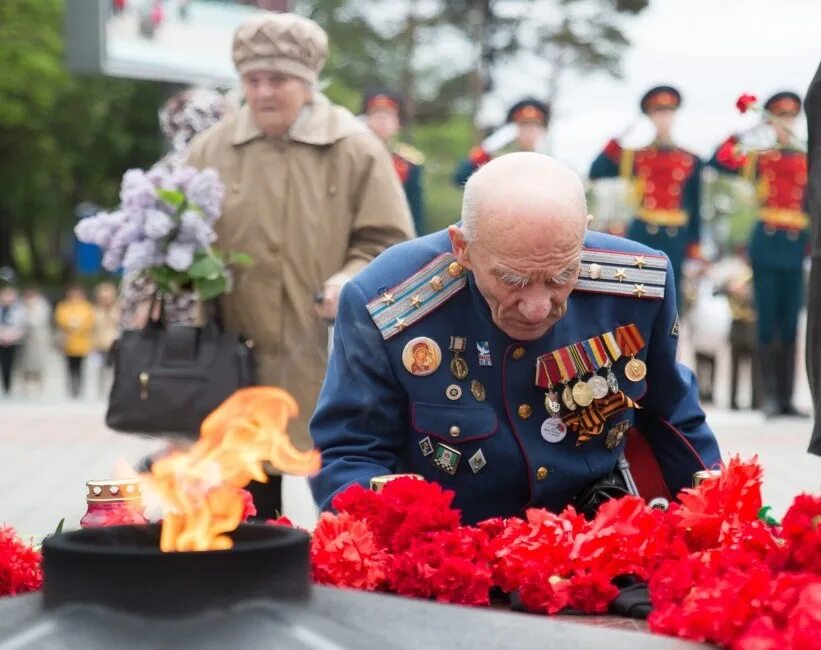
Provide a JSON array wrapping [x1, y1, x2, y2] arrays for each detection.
[[452, 98, 550, 187], [589, 86, 703, 300], [710, 91, 810, 419], [310, 153, 720, 525], [363, 89, 426, 234]]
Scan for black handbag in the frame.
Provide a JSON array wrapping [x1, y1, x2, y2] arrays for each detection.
[[105, 301, 255, 437]]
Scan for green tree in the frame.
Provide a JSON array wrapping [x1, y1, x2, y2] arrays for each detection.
[[0, 0, 168, 282]]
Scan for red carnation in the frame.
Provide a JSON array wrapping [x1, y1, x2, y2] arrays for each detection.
[[0, 527, 43, 596], [736, 94, 758, 114], [310, 512, 388, 591], [785, 581, 821, 650], [716, 136, 748, 172], [780, 493, 821, 574], [266, 515, 294, 528], [732, 616, 786, 650], [240, 488, 257, 522]]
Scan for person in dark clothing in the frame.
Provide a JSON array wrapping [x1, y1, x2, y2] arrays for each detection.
[[0, 279, 26, 396]]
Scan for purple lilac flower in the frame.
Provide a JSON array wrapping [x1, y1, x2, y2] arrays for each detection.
[[122, 240, 160, 274], [171, 166, 197, 191], [102, 246, 126, 272], [120, 169, 157, 211], [144, 209, 175, 240], [186, 168, 224, 222], [147, 165, 176, 191], [109, 222, 142, 250], [178, 210, 216, 248], [166, 241, 196, 272], [74, 211, 127, 248]]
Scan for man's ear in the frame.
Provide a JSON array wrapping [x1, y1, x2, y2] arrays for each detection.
[[448, 225, 472, 270]]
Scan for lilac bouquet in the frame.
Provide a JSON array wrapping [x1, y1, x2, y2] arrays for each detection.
[[75, 165, 250, 300]]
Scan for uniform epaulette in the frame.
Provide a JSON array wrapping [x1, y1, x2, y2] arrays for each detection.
[[366, 253, 466, 339], [575, 248, 667, 300], [394, 142, 425, 166]]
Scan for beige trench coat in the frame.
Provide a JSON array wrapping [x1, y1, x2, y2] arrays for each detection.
[[187, 93, 414, 449]]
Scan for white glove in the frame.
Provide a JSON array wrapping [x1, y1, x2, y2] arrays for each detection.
[[481, 122, 519, 154]]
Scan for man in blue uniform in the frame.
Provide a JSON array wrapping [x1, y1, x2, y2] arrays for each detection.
[[452, 98, 549, 187], [310, 152, 720, 524], [589, 86, 703, 300], [710, 91, 809, 419], [363, 89, 426, 234]]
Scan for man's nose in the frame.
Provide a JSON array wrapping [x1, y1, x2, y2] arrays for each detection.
[[517, 294, 552, 322]]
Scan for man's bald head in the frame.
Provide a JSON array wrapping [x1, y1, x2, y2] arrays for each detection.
[[449, 152, 591, 341], [461, 152, 588, 244]]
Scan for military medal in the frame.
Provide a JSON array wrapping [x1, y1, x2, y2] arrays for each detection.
[[402, 337, 442, 376], [589, 375, 609, 399], [561, 385, 577, 410], [544, 390, 561, 415], [470, 379, 486, 402], [616, 324, 647, 383], [568, 343, 594, 407], [606, 364, 620, 393], [433, 443, 461, 475], [449, 336, 469, 380], [605, 421, 630, 450], [540, 417, 567, 443]]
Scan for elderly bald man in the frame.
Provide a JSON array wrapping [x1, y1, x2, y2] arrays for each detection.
[[310, 153, 720, 523]]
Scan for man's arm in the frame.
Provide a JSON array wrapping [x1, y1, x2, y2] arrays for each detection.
[[588, 139, 622, 180], [325, 136, 415, 289], [634, 257, 721, 496], [309, 279, 408, 511]]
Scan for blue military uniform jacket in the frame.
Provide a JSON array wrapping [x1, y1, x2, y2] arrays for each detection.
[[310, 229, 721, 524], [392, 143, 425, 235]]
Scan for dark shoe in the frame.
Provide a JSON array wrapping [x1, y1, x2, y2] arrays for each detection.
[[759, 342, 781, 419], [780, 404, 810, 418]]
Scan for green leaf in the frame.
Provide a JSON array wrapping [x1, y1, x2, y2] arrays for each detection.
[[227, 252, 253, 267], [188, 254, 222, 280], [156, 188, 185, 208], [195, 275, 229, 301], [53, 518, 65, 535], [757, 505, 780, 527]]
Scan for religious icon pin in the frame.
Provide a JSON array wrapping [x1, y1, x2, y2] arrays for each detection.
[[446, 384, 463, 400], [402, 337, 442, 377], [477, 341, 493, 367], [561, 385, 577, 411], [433, 443, 461, 476], [544, 390, 562, 415], [540, 417, 567, 444], [470, 379, 486, 402], [589, 375, 610, 400], [624, 357, 647, 382], [418, 436, 434, 457], [449, 336, 469, 380], [468, 449, 487, 474]]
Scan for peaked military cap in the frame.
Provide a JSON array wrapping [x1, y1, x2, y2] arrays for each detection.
[[362, 87, 405, 122], [506, 98, 550, 126], [765, 91, 802, 116], [640, 85, 682, 114]]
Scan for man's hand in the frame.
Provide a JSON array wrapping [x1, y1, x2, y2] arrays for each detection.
[[481, 122, 519, 154], [314, 283, 342, 321]]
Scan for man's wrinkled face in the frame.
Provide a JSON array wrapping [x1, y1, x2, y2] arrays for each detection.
[[242, 70, 312, 137], [366, 108, 401, 143], [516, 121, 545, 152], [451, 222, 584, 341]]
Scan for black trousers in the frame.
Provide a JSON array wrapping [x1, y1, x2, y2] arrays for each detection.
[[245, 474, 284, 521], [0, 345, 17, 394], [66, 355, 85, 398]]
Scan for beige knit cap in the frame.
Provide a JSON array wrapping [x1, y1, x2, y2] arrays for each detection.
[[232, 13, 328, 84]]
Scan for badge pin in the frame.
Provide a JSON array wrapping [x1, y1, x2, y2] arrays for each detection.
[[468, 449, 487, 474], [605, 421, 630, 449], [477, 341, 493, 367], [446, 384, 463, 400], [402, 337, 442, 376], [606, 367, 620, 393], [433, 443, 461, 475], [419, 436, 434, 457], [449, 336, 469, 380], [571, 380, 594, 408], [671, 317, 680, 338], [470, 379, 486, 402], [540, 418, 567, 443]]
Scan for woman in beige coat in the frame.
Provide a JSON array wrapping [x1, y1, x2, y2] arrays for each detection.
[[186, 13, 414, 517]]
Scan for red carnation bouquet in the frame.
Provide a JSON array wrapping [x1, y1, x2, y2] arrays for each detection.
[[1, 527, 43, 597]]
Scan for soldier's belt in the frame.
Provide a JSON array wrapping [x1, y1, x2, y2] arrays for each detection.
[[635, 208, 688, 227], [759, 208, 809, 231]]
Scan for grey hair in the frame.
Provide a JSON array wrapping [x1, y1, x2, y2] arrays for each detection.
[[460, 173, 481, 243]]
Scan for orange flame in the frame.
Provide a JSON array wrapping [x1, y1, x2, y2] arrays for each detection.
[[144, 387, 321, 552]]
